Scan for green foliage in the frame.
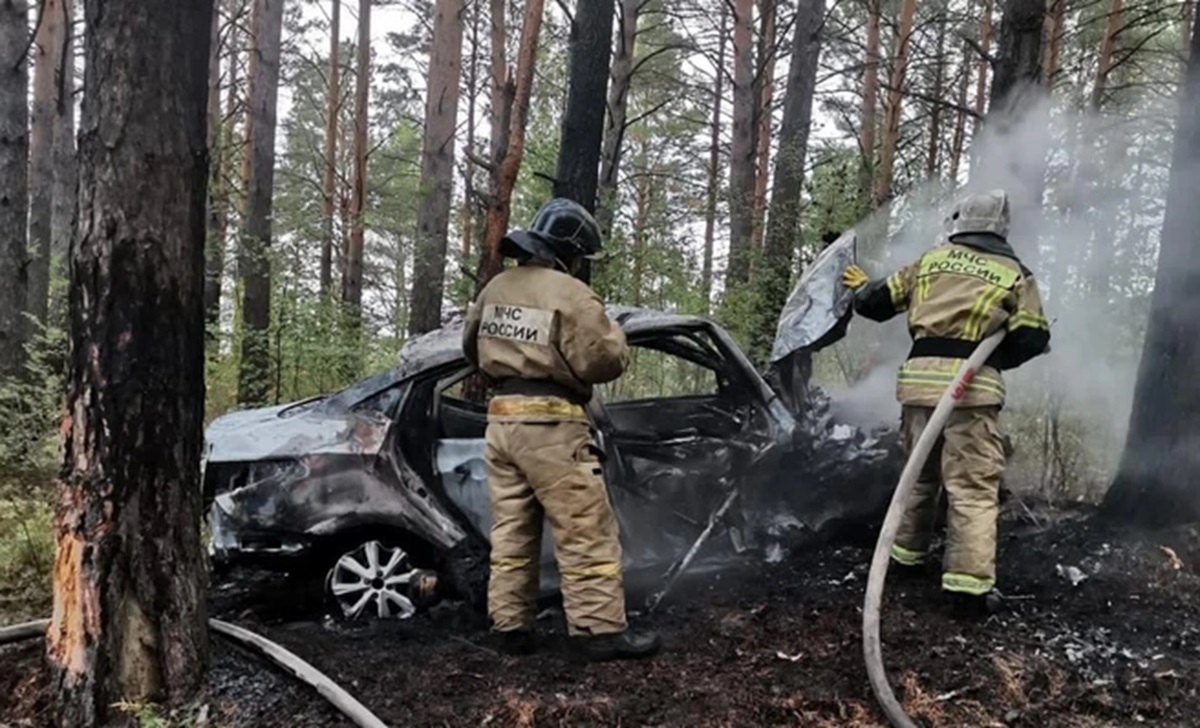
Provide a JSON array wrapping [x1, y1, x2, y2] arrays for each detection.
[[113, 700, 212, 728], [0, 320, 66, 471], [0, 477, 54, 624]]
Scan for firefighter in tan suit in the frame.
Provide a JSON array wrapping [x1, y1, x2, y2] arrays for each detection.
[[463, 198, 662, 660], [842, 190, 1050, 613]]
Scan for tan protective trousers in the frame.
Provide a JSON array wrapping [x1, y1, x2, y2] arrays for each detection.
[[891, 405, 1005, 595], [485, 409, 628, 636]]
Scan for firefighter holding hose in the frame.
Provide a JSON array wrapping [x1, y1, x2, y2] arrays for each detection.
[[841, 190, 1050, 614], [463, 198, 662, 660]]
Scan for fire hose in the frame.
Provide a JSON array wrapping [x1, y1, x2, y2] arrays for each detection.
[[0, 617, 389, 728], [863, 329, 1006, 728]]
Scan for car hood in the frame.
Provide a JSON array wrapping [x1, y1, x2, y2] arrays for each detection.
[[205, 398, 391, 463], [771, 230, 857, 363]]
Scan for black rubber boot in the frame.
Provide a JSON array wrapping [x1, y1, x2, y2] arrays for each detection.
[[488, 628, 537, 656], [945, 590, 1002, 619], [574, 628, 663, 662]]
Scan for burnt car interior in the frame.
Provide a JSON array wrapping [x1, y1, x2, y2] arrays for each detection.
[[383, 323, 779, 570]]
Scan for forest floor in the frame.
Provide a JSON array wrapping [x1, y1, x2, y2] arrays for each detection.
[[3, 504, 1200, 727]]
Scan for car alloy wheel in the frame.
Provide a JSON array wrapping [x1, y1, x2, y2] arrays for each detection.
[[326, 540, 435, 620]]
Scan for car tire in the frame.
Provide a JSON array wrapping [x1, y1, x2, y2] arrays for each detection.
[[322, 537, 440, 621]]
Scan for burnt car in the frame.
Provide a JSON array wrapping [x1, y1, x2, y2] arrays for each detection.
[[203, 234, 901, 620]]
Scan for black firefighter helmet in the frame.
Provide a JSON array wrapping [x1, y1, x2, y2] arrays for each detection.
[[500, 198, 603, 269]]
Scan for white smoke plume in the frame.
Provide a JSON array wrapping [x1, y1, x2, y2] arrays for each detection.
[[818, 92, 1176, 486]]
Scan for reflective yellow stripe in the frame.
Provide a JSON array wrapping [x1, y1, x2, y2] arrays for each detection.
[[942, 572, 995, 595], [897, 366, 1006, 398], [488, 396, 586, 419], [887, 272, 907, 309], [1008, 309, 1048, 330], [962, 283, 1008, 341], [917, 248, 1020, 289], [492, 556, 536, 572], [891, 544, 927, 566], [560, 562, 621, 582]]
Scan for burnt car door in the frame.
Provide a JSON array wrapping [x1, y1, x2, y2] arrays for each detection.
[[589, 322, 786, 571]]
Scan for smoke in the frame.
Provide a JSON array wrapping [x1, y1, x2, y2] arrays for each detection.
[[819, 91, 1176, 482]]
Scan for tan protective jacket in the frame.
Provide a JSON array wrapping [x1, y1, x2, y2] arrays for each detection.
[[853, 236, 1050, 407], [463, 263, 629, 404]]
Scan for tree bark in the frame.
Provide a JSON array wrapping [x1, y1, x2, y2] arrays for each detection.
[[47, 2, 212, 725], [554, 0, 614, 213], [858, 0, 881, 211], [462, 0, 479, 262], [1090, 0, 1123, 111], [320, 0, 340, 298], [489, 0, 510, 167], [475, 0, 545, 293], [971, 0, 994, 141], [926, 3, 948, 179], [1043, 0, 1065, 85], [409, 0, 465, 336], [873, 0, 916, 206], [751, 0, 777, 253], [342, 0, 371, 324], [553, 0, 614, 286], [50, 0, 76, 283], [1104, 7, 1200, 526], [988, 0, 1043, 120], [205, 5, 226, 336], [752, 0, 824, 361], [949, 33, 972, 182], [206, 3, 239, 330], [0, 0, 29, 377], [237, 0, 285, 406], [29, 0, 64, 327], [702, 3, 728, 312], [727, 0, 756, 286], [596, 0, 640, 238]]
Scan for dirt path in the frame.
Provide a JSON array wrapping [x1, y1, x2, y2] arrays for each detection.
[[4, 509, 1200, 727]]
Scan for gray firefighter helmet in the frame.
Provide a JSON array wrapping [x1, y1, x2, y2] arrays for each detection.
[[949, 189, 1010, 240]]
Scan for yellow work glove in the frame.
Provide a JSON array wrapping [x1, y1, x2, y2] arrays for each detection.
[[842, 264, 869, 291]]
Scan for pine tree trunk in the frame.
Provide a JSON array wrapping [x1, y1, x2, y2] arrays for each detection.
[[988, 0, 1043, 119], [0, 0, 29, 377], [751, 0, 777, 253], [702, 4, 728, 312], [50, 0, 76, 272], [949, 34, 972, 182], [238, 0, 285, 406], [343, 0, 371, 324], [596, 0, 640, 238], [926, 3, 948, 179], [873, 0, 916, 206], [29, 0, 63, 327], [1090, 0, 1123, 111], [1104, 7, 1200, 526], [47, 2, 212, 724], [858, 0, 881, 211], [971, 0, 994, 140], [320, 0, 340, 298], [554, 0, 614, 213], [1043, 0, 1065, 85], [409, 0, 465, 335], [462, 0, 479, 262], [489, 0, 510, 168], [206, 6, 238, 329], [204, 6, 225, 337], [727, 0, 756, 286], [476, 0, 545, 293], [753, 0, 823, 361]]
